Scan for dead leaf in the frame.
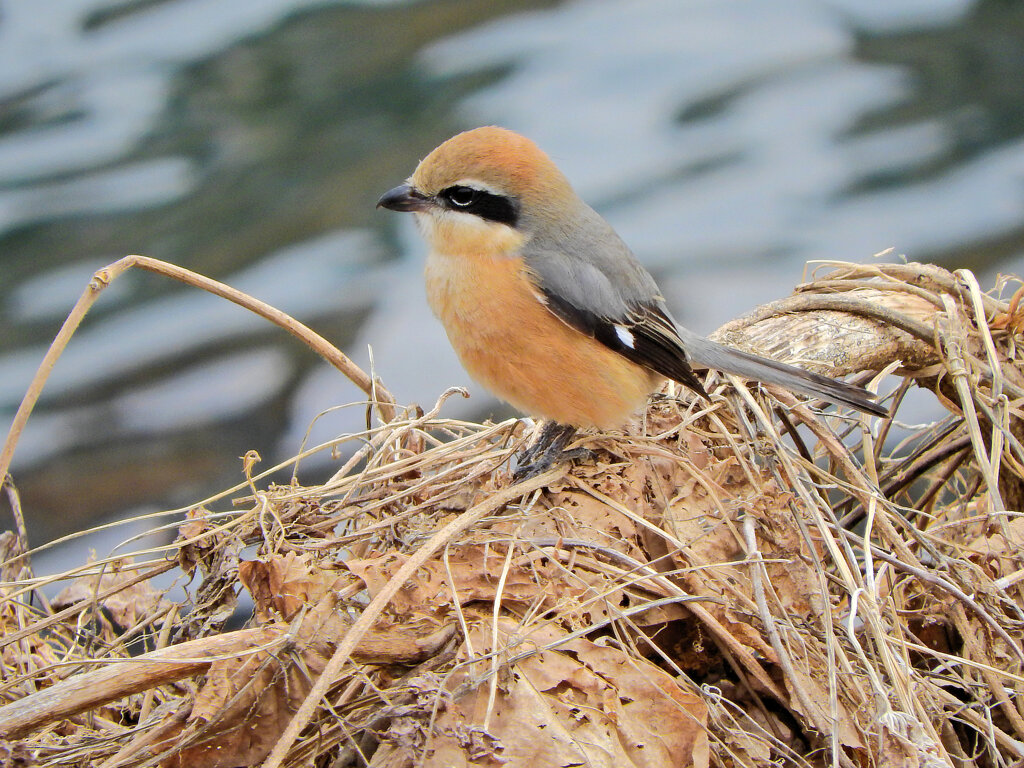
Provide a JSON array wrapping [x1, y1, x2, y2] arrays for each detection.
[[346, 546, 547, 616], [52, 557, 167, 630], [965, 516, 1024, 580], [159, 593, 343, 768], [783, 665, 866, 750], [155, 576, 454, 768], [415, 618, 709, 768], [0, 739, 37, 767], [238, 551, 349, 620], [176, 506, 223, 578]]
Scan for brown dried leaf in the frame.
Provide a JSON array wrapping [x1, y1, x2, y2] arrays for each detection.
[[346, 546, 547, 616], [783, 666, 865, 750], [176, 506, 230, 578], [485, 479, 643, 562], [964, 516, 1024, 580], [873, 726, 941, 768], [746, 485, 827, 620], [156, 585, 453, 768], [160, 593, 343, 768], [52, 557, 166, 629], [420, 620, 709, 768], [238, 551, 348, 620], [662, 446, 825, 640], [0, 739, 38, 767]]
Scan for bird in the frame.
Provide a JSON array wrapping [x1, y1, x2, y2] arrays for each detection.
[[377, 126, 886, 479]]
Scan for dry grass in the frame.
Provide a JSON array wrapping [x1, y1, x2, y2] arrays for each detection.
[[1, 259, 1024, 767]]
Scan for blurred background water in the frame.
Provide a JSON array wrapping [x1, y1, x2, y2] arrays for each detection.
[[2, 0, 1024, 549]]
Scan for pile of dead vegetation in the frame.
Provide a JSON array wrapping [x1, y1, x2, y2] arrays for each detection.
[[1, 260, 1023, 768]]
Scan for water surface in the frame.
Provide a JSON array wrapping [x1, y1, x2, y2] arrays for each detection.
[[1, 0, 1021, 544]]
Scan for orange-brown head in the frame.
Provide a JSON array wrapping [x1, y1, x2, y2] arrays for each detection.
[[377, 127, 581, 246], [412, 126, 576, 205]]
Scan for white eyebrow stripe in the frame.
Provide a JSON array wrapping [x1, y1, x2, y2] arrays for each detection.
[[615, 325, 635, 348], [451, 178, 506, 196]]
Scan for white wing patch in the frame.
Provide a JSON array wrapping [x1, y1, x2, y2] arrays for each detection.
[[614, 325, 635, 349]]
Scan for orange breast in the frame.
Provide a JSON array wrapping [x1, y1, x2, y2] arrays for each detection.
[[424, 249, 660, 429]]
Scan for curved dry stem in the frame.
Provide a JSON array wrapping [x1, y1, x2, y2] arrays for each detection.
[[0, 254, 394, 483]]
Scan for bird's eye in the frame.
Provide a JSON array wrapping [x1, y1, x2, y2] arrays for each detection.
[[443, 186, 479, 208], [437, 185, 520, 226]]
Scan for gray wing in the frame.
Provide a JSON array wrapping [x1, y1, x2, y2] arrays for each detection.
[[522, 204, 887, 416], [522, 205, 709, 397]]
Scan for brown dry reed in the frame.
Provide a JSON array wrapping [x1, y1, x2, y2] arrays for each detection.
[[1, 257, 1023, 768]]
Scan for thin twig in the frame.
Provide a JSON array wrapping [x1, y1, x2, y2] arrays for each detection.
[[0, 255, 395, 483]]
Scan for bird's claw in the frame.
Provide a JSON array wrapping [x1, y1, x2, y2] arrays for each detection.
[[513, 442, 592, 483]]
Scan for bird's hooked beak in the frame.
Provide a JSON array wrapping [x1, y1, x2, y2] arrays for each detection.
[[376, 184, 434, 213]]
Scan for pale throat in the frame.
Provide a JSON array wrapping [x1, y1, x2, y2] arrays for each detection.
[[415, 210, 525, 261]]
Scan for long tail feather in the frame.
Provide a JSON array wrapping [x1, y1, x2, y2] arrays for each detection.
[[679, 330, 887, 417]]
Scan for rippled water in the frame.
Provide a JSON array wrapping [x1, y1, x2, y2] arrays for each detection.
[[1, 0, 1022, 544]]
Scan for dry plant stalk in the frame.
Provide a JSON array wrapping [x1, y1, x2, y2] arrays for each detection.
[[0, 254, 396, 486], [0, 261, 1023, 768]]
